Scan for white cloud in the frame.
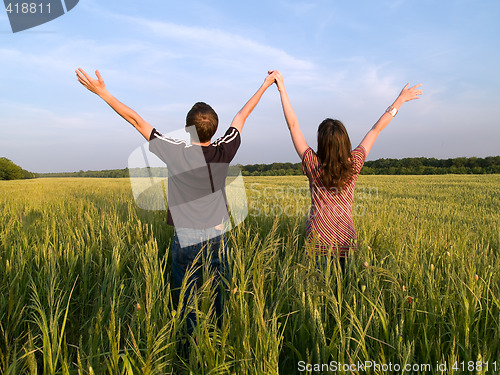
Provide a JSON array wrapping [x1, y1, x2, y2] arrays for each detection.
[[115, 15, 316, 73], [1, 101, 94, 134]]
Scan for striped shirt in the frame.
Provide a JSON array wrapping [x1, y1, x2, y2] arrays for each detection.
[[302, 145, 366, 256]]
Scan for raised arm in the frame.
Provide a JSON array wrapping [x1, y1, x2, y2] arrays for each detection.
[[230, 71, 277, 134], [75, 68, 153, 141], [274, 71, 309, 158], [359, 83, 422, 156]]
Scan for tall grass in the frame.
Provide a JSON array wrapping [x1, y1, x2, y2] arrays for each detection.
[[0, 175, 499, 374]]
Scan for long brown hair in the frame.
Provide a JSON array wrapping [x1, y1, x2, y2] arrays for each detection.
[[316, 118, 354, 191]]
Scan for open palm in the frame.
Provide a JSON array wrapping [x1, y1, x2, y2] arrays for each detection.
[[76, 68, 107, 96]]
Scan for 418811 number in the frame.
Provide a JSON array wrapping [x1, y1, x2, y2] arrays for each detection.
[[5, 3, 51, 14], [452, 361, 497, 372]]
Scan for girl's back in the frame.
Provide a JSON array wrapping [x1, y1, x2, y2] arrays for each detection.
[[302, 145, 366, 256]]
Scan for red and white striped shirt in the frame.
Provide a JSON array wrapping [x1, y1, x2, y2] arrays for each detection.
[[302, 145, 366, 256]]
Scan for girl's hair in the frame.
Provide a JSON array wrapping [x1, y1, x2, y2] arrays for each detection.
[[316, 118, 354, 191]]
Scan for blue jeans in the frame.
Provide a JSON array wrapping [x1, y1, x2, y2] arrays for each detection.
[[171, 227, 229, 334], [315, 255, 345, 274]]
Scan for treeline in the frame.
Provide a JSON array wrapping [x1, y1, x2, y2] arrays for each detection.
[[239, 156, 500, 176], [37, 168, 130, 179], [240, 162, 302, 176], [37, 167, 171, 178], [362, 156, 500, 175], [0, 158, 36, 180], [27, 155, 500, 179]]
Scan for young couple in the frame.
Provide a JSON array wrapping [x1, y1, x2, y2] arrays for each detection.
[[76, 68, 422, 330]]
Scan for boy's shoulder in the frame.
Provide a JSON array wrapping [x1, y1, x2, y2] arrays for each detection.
[[204, 126, 241, 164], [149, 128, 187, 145], [210, 127, 240, 147]]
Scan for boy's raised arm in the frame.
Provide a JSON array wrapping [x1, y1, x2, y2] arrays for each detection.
[[75, 68, 153, 141], [274, 71, 309, 159], [230, 70, 277, 134]]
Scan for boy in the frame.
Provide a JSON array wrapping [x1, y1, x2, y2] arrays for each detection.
[[76, 68, 277, 331]]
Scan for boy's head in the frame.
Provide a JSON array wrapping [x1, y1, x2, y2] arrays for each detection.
[[186, 102, 218, 143]]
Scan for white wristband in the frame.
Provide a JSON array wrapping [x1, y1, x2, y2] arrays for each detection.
[[386, 106, 398, 117]]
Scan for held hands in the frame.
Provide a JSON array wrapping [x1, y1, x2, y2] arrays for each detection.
[[266, 69, 285, 92], [264, 70, 278, 88], [75, 68, 108, 97]]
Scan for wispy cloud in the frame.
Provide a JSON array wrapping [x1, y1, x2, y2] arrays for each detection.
[[1, 100, 95, 134], [115, 15, 316, 73]]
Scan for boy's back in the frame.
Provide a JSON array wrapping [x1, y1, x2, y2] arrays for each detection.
[[148, 126, 241, 230]]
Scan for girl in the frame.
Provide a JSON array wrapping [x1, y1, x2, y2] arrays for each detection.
[[273, 72, 422, 268]]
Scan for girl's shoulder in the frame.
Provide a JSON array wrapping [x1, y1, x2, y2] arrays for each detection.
[[351, 145, 367, 174], [302, 147, 321, 180], [302, 147, 320, 164], [352, 145, 367, 158]]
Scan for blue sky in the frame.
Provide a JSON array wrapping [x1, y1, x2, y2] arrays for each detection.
[[1, 0, 499, 173]]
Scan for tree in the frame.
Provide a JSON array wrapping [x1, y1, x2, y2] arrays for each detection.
[[0, 157, 35, 180]]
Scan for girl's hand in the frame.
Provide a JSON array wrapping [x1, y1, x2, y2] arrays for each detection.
[[398, 83, 422, 103], [76, 68, 108, 97], [263, 70, 278, 88], [273, 70, 285, 92]]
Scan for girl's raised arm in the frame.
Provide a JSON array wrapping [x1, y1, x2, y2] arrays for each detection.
[[359, 83, 422, 156], [275, 71, 309, 159]]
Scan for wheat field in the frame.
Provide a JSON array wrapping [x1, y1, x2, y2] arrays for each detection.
[[0, 175, 499, 374]]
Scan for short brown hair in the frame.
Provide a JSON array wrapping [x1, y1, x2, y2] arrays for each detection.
[[186, 102, 218, 143]]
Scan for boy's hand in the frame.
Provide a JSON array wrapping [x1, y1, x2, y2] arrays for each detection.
[[76, 68, 108, 97], [264, 70, 278, 88]]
